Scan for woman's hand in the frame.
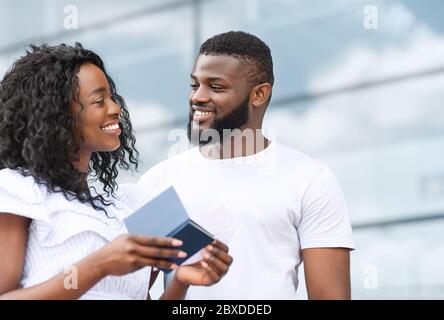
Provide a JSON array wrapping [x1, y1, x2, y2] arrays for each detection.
[[173, 240, 233, 287], [94, 234, 187, 277]]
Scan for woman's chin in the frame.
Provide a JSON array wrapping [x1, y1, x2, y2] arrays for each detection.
[[100, 142, 121, 153]]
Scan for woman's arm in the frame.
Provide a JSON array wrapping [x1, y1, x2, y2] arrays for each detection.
[[1, 247, 106, 300], [0, 213, 103, 299], [0, 213, 31, 295], [0, 213, 186, 300]]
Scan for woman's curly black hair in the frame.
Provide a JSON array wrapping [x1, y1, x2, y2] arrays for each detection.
[[0, 43, 138, 214]]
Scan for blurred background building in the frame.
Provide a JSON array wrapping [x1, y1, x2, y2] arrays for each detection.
[[1, 0, 443, 299]]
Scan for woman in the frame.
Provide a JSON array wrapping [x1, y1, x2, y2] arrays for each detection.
[[0, 43, 232, 299]]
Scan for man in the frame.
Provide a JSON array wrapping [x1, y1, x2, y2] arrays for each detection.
[[139, 31, 354, 299]]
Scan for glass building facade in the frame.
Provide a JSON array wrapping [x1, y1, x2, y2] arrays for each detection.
[[1, 0, 443, 299]]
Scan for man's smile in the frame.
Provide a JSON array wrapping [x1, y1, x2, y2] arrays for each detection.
[[191, 106, 215, 122]]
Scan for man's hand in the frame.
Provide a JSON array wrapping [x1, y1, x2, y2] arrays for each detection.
[[174, 240, 233, 286]]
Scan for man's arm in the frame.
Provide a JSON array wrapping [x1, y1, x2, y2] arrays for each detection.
[[302, 247, 351, 300]]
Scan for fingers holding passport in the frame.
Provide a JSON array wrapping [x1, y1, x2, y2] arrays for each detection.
[[125, 235, 233, 282], [131, 234, 183, 247], [96, 234, 186, 276], [130, 234, 187, 269], [202, 240, 233, 278]]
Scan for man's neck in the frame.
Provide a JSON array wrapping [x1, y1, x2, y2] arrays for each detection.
[[200, 128, 270, 160]]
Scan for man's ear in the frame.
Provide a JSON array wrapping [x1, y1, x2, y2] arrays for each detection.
[[250, 83, 272, 108]]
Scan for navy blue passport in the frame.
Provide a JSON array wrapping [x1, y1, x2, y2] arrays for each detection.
[[124, 186, 214, 273]]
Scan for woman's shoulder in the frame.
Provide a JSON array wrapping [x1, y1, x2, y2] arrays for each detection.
[[0, 168, 48, 221], [0, 168, 45, 203], [0, 168, 128, 243]]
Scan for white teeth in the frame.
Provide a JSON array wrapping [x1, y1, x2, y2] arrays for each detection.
[[194, 110, 213, 116], [101, 123, 119, 131]]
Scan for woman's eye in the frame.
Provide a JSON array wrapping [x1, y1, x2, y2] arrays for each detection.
[[95, 98, 104, 105]]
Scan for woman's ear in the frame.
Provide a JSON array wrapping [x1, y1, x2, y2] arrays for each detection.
[[251, 83, 272, 109]]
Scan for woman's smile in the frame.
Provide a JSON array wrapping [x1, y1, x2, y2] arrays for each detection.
[[100, 122, 121, 136]]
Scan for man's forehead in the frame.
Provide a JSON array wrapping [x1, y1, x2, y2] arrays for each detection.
[[192, 54, 242, 79]]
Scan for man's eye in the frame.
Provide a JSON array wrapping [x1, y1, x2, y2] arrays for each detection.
[[95, 98, 104, 105], [210, 85, 223, 90], [190, 84, 199, 90]]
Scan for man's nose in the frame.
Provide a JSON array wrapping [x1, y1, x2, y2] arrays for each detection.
[[190, 86, 210, 105]]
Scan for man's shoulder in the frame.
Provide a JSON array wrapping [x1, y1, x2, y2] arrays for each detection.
[[275, 142, 326, 172]]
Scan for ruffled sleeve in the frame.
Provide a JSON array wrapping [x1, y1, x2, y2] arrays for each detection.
[[36, 187, 130, 247], [0, 169, 49, 222], [37, 204, 127, 247], [0, 169, 132, 248]]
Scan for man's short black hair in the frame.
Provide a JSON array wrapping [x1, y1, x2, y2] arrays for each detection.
[[199, 31, 274, 87]]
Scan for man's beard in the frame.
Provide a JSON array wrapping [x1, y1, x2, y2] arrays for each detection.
[[187, 95, 250, 146]]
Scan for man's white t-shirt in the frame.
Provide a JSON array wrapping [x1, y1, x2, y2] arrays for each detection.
[[138, 142, 354, 299]]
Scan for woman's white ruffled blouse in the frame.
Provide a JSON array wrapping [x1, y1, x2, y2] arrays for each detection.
[[0, 168, 151, 300]]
